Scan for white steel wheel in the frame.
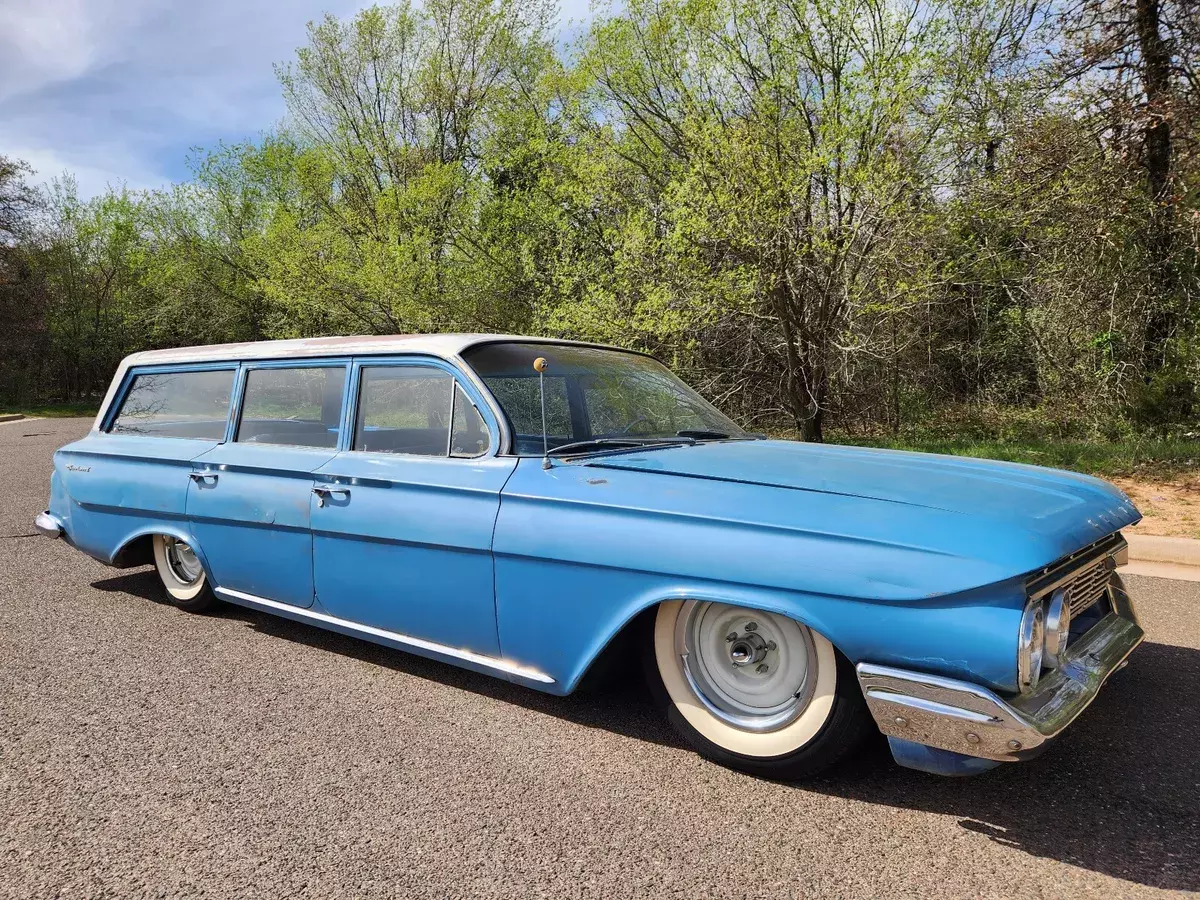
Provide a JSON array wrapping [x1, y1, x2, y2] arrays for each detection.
[[152, 534, 216, 611], [655, 599, 836, 756], [648, 600, 870, 778]]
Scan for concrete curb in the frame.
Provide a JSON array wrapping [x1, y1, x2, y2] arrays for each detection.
[[1121, 559, 1200, 583], [1121, 533, 1200, 582], [1125, 533, 1200, 567], [0, 414, 25, 423]]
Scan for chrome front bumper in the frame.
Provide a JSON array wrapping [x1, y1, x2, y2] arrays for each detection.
[[857, 580, 1143, 763], [34, 511, 64, 539]]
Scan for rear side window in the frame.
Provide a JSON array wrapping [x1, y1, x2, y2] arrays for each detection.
[[353, 366, 490, 457], [110, 369, 234, 439], [236, 366, 346, 448]]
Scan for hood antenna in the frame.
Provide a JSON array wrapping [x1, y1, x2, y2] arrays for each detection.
[[534, 357, 551, 469]]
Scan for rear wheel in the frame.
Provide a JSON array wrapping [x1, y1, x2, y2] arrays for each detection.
[[645, 600, 872, 780], [152, 534, 218, 613]]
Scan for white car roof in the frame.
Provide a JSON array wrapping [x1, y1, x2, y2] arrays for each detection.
[[116, 333, 587, 366], [92, 333, 626, 431]]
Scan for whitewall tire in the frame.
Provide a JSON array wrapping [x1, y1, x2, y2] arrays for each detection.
[[152, 534, 218, 612], [646, 600, 872, 779]]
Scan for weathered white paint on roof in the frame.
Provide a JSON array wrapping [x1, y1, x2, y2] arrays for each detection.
[[120, 333, 540, 366]]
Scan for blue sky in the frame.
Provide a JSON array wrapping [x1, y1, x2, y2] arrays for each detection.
[[0, 0, 597, 198]]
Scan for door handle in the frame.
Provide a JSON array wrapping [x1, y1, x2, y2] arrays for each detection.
[[189, 471, 218, 484], [312, 485, 350, 507]]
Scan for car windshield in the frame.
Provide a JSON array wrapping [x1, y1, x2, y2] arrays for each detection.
[[462, 342, 748, 455]]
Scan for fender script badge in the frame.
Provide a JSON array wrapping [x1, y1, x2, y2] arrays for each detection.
[[66, 465, 91, 473]]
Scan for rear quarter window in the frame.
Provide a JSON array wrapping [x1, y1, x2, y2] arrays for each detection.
[[109, 370, 235, 439]]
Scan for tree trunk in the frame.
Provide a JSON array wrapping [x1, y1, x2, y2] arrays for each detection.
[[1135, 0, 1172, 205], [791, 356, 827, 443], [1135, 0, 1176, 372], [797, 405, 824, 443]]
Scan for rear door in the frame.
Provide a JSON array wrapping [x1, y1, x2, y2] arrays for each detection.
[[310, 357, 515, 655], [187, 360, 349, 609]]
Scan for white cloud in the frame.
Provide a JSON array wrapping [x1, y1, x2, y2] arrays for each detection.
[[0, 0, 604, 199], [8, 145, 162, 199], [0, 0, 98, 102], [0, 0, 364, 196]]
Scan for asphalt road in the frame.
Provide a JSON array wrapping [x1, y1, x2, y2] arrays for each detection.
[[2, 418, 1198, 899]]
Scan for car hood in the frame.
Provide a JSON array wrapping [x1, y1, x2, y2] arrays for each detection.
[[584, 439, 1140, 562]]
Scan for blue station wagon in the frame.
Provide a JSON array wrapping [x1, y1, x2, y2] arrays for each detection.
[[36, 335, 1145, 778]]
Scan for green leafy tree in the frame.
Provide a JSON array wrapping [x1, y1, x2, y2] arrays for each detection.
[[37, 179, 153, 399], [545, 0, 1032, 440], [259, 0, 556, 335], [0, 156, 49, 404]]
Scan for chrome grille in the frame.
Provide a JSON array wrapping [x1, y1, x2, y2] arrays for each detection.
[[1061, 558, 1115, 616], [1026, 533, 1124, 616]]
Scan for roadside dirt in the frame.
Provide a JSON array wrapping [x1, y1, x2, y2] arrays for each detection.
[[1111, 475, 1200, 540]]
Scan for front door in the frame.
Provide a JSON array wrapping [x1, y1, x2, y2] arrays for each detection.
[[187, 361, 349, 609], [311, 358, 514, 655]]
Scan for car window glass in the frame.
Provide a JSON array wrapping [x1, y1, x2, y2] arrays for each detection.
[[354, 366, 454, 456], [482, 375, 572, 440], [236, 366, 346, 448], [463, 343, 745, 454], [450, 384, 489, 457], [582, 370, 715, 436], [110, 369, 234, 439]]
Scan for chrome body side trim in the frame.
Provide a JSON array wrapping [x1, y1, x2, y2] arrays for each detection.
[[212, 586, 555, 684], [857, 578, 1143, 763], [34, 511, 63, 539]]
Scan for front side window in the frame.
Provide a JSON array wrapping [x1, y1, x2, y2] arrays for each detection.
[[354, 365, 490, 457], [109, 369, 235, 439], [236, 366, 346, 448], [461, 342, 746, 455]]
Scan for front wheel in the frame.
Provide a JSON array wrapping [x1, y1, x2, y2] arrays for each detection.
[[645, 600, 872, 780], [152, 534, 218, 613]]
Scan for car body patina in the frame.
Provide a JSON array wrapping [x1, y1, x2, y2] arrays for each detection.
[[36, 334, 1145, 779]]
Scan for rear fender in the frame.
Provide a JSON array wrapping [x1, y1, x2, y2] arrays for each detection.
[[110, 523, 212, 575], [50, 432, 219, 565]]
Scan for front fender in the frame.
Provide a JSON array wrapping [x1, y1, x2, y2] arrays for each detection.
[[493, 459, 1030, 695], [494, 556, 1026, 696]]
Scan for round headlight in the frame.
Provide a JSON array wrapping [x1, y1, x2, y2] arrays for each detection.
[[1043, 588, 1071, 669], [1018, 600, 1045, 692]]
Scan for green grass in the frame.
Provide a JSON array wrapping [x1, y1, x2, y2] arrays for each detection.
[[830, 435, 1200, 480], [1, 401, 101, 419]]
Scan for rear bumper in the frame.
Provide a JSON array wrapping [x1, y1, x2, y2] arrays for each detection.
[[34, 511, 64, 539], [857, 580, 1143, 764]]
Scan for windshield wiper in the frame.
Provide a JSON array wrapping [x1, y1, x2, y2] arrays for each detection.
[[546, 436, 695, 461], [676, 429, 763, 441]]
